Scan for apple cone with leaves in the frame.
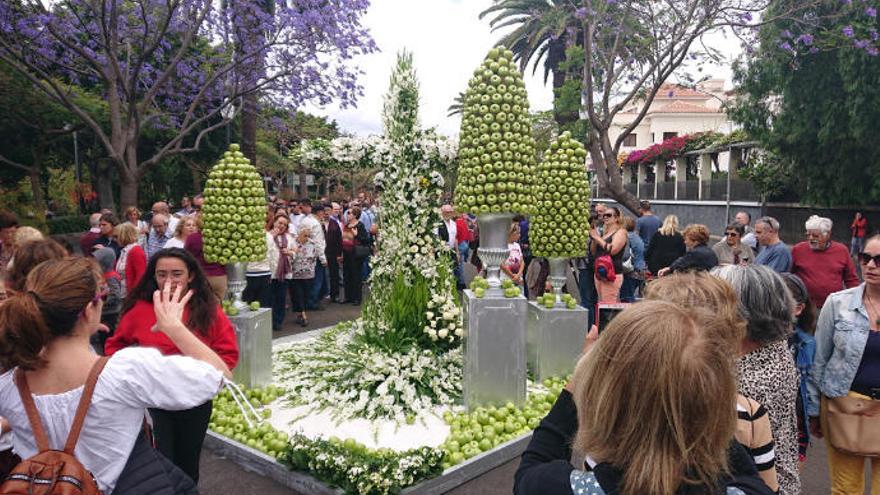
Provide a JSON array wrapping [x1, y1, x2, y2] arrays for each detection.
[[201, 143, 268, 265], [531, 131, 591, 258], [455, 47, 536, 215]]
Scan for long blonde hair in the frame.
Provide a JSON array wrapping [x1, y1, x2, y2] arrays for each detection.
[[658, 214, 680, 236], [572, 301, 736, 494]]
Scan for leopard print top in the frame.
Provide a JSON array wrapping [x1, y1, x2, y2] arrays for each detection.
[[737, 340, 801, 495]]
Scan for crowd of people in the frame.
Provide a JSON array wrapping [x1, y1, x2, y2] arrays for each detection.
[[0, 195, 876, 493], [516, 231, 880, 494]]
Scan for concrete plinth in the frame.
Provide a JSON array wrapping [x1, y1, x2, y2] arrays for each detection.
[[526, 302, 589, 382], [229, 308, 272, 388], [462, 290, 527, 409]]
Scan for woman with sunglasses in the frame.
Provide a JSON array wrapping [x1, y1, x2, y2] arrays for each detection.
[[714, 222, 755, 266], [0, 257, 230, 493], [589, 207, 628, 302], [809, 235, 880, 494], [106, 247, 238, 483]]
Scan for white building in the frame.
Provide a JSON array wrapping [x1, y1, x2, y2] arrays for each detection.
[[610, 79, 733, 153]]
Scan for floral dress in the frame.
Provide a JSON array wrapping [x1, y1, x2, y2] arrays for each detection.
[[291, 241, 317, 280], [737, 340, 801, 495]]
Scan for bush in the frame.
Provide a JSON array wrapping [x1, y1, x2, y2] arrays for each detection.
[[47, 215, 89, 235]]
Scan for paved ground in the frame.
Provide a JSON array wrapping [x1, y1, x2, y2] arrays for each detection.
[[199, 278, 844, 494]]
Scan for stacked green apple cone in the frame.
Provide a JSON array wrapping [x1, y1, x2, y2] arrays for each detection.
[[530, 132, 590, 306]]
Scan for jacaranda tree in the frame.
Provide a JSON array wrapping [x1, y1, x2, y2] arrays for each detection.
[[0, 0, 376, 208]]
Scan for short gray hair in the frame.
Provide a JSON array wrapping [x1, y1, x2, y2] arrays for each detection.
[[89, 212, 102, 227], [755, 216, 780, 233], [712, 264, 794, 345], [804, 215, 832, 234]]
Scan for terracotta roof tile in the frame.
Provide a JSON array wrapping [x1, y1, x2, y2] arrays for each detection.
[[657, 83, 708, 99], [651, 100, 722, 114]]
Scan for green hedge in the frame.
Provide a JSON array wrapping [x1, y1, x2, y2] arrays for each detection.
[[47, 215, 90, 235]]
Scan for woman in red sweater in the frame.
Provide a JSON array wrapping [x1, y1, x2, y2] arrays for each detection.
[[106, 247, 238, 483], [113, 223, 146, 295]]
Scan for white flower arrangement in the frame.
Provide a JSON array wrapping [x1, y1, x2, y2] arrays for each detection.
[[274, 322, 462, 422]]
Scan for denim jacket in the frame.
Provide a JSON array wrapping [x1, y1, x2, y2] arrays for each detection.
[[808, 284, 872, 417], [789, 327, 816, 443]]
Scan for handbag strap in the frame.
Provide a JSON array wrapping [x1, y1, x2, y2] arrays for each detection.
[[14, 357, 109, 454]]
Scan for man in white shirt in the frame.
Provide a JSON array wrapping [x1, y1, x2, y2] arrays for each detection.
[[289, 200, 305, 233], [149, 201, 178, 237], [298, 200, 328, 309], [736, 211, 757, 250]]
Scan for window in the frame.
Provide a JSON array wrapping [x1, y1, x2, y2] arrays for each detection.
[[663, 132, 678, 141], [623, 133, 637, 147]]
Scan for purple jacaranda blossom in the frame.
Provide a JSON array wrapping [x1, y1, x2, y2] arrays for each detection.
[[778, 41, 793, 51], [871, 29, 879, 41], [854, 39, 870, 49], [843, 25, 855, 37], [0, 0, 377, 205], [868, 46, 879, 56], [809, 47, 820, 54], [781, 30, 793, 38], [841, 0, 852, 4], [739, 12, 753, 22], [797, 34, 814, 46], [867, 7, 878, 17], [575, 7, 588, 19]]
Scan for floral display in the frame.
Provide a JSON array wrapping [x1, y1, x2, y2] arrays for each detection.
[[201, 143, 268, 264], [530, 131, 591, 259], [296, 134, 458, 172], [625, 130, 751, 167], [454, 47, 537, 214], [273, 323, 462, 421], [279, 434, 443, 495]]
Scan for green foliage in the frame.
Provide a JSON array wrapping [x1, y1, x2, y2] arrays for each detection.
[[738, 151, 796, 200], [360, 273, 429, 351], [279, 433, 443, 495], [729, 0, 880, 205], [47, 215, 90, 235], [552, 46, 590, 145], [46, 167, 78, 215], [0, 178, 36, 217]]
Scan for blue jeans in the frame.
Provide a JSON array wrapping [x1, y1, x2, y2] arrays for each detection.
[[578, 268, 597, 329], [308, 261, 328, 308], [270, 279, 289, 330], [851, 236, 864, 255], [619, 274, 640, 303], [362, 255, 372, 282]]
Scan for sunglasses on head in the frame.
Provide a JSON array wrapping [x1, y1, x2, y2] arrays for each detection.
[[602, 213, 614, 219], [858, 253, 880, 266]]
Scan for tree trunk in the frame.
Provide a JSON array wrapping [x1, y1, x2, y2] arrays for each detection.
[[589, 144, 640, 215], [96, 159, 117, 212], [241, 91, 259, 166], [298, 166, 308, 199], [28, 168, 45, 217]]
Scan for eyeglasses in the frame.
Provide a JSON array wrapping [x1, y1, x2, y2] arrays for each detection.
[[858, 253, 880, 266], [725, 232, 739, 237], [79, 289, 108, 317]]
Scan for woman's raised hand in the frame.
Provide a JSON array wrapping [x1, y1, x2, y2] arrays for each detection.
[[152, 280, 193, 334]]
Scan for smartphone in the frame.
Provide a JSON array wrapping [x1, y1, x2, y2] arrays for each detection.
[[597, 303, 629, 334]]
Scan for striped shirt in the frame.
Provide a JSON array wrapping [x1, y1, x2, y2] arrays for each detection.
[[736, 395, 778, 493]]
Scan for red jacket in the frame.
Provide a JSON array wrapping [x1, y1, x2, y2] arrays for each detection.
[[455, 217, 472, 243], [852, 218, 868, 238], [124, 245, 147, 291], [791, 241, 860, 308], [106, 299, 239, 370]]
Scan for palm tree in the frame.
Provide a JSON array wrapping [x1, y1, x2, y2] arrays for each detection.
[[479, 0, 580, 95]]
